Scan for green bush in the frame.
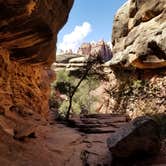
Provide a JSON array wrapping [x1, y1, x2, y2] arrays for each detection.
[[50, 69, 100, 118]]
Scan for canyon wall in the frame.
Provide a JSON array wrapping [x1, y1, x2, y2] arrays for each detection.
[[106, 0, 166, 118], [0, 0, 73, 116], [0, 1, 165, 165], [108, 0, 166, 69], [0, 0, 73, 135]]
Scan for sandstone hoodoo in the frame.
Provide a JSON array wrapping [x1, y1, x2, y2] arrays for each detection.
[[77, 40, 112, 62], [53, 40, 112, 72]]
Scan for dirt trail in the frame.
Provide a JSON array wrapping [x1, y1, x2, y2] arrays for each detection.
[[0, 115, 165, 166]]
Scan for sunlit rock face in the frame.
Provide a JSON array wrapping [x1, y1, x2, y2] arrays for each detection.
[[0, 0, 73, 121], [0, 48, 52, 118], [108, 0, 166, 69], [105, 0, 166, 118], [77, 40, 112, 62]]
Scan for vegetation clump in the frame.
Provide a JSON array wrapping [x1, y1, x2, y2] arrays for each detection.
[[50, 67, 101, 119]]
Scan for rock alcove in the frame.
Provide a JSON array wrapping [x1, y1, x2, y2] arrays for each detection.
[[0, 0, 165, 165]]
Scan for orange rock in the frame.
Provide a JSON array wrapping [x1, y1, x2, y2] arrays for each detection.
[[0, 0, 73, 119]]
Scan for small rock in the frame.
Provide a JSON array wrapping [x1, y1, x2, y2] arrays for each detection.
[[0, 117, 14, 136], [14, 123, 37, 141]]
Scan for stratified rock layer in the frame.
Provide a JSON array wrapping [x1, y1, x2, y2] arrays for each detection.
[[77, 40, 112, 62], [0, 0, 73, 118], [0, 0, 74, 64], [108, 0, 166, 69], [103, 0, 166, 117], [0, 0, 73, 141]]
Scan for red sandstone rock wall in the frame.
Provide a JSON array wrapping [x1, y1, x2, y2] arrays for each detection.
[[103, 0, 166, 117], [0, 0, 73, 118], [12, 62, 51, 117]]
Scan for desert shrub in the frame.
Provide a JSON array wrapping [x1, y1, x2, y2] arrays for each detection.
[[106, 74, 165, 116], [50, 69, 100, 118]]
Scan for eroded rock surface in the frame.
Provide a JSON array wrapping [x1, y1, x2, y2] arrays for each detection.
[[0, 0, 73, 132], [104, 0, 166, 118], [104, 2, 166, 163], [107, 0, 166, 69], [107, 116, 161, 158], [0, 0, 74, 64], [0, 0, 73, 152]]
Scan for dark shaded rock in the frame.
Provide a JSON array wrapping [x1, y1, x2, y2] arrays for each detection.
[[14, 123, 37, 141], [107, 116, 161, 158]]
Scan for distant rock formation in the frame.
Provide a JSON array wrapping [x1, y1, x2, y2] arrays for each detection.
[[77, 43, 91, 55], [0, 0, 73, 118], [52, 54, 88, 72], [53, 40, 112, 72], [77, 40, 112, 62]]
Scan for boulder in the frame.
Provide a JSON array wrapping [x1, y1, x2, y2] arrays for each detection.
[[107, 116, 161, 158], [0, 116, 14, 136], [14, 123, 37, 140]]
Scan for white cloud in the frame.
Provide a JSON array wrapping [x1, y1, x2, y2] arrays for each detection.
[[90, 40, 96, 45], [107, 41, 112, 50], [58, 22, 92, 53]]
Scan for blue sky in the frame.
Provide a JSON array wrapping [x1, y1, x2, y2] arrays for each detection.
[[57, 0, 127, 52]]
